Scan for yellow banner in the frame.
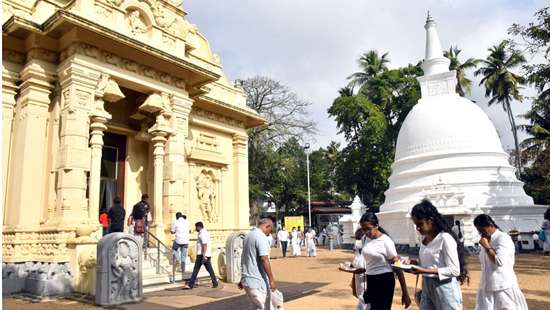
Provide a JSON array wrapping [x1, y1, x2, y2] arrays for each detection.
[[284, 216, 304, 230]]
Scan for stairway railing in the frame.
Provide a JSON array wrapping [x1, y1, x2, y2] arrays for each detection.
[[146, 231, 175, 283]]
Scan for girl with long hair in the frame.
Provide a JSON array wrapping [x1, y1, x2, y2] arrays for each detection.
[[473, 214, 527, 310], [409, 199, 467, 310], [358, 212, 411, 310]]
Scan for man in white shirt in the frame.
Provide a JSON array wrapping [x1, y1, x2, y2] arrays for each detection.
[[186, 222, 219, 289], [277, 226, 289, 258], [170, 212, 190, 281]]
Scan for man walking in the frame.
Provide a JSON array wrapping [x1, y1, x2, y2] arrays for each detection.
[[186, 222, 218, 289], [277, 226, 289, 258], [239, 218, 277, 309], [108, 197, 125, 233], [171, 212, 190, 281]]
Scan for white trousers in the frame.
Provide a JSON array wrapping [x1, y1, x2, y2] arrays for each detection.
[[476, 284, 528, 310], [245, 287, 272, 310], [291, 242, 301, 256]]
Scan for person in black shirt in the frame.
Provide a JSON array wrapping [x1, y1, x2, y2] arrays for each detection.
[[108, 197, 126, 233], [131, 194, 149, 220]]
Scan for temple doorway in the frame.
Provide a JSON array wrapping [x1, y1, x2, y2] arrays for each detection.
[[99, 132, 127, 213]]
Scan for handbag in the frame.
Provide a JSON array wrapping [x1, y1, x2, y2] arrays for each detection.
[[539, 229, 546, 242], [414, 274, 422, 305], [134, 218, 145, 234]]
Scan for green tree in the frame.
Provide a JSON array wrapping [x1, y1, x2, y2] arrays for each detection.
[[474, 40, 527, 176], [510, 7, 550, 204], [347, 50, 390, 91], [241, 76, 316, 223], [329, 62, 422, 208], [444, 46, 479, 96]]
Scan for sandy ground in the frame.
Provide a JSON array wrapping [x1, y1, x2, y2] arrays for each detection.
[[4, 247, 550, 309]]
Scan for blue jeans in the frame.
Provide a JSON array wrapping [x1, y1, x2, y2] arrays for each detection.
[[172, 242, 188, 274], [420, 277, 462, 310], [280, 241, 288, 257]]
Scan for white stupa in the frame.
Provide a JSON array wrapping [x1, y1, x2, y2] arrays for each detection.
[[378, 13, 547, 249]]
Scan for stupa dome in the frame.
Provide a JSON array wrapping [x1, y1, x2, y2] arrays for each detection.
[[381, 14, 533, 213]]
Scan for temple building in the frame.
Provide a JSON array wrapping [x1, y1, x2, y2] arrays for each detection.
[[2, 0, 264, 294], [378, 14, 548, 250]]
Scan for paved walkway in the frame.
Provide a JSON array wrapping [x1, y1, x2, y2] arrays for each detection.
[[4, 248, 550, 309]]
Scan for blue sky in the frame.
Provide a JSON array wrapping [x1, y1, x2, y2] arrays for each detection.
[[185, 0, 546, 150]]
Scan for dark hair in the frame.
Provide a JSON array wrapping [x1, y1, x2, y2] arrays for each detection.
[[141, 194, 149, 200], [455, 220, 460, 225], [359, 212, 389, 235], [473, 214, 499, 229], [176, 212, 183, 219], [545, 208, 550, 221], [411, 199, 469, 285], [195, 221, 204, 228], [113, 197, 121, 204]]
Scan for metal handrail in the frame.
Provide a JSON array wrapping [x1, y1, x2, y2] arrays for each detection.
[[146, 231, 176, 283]]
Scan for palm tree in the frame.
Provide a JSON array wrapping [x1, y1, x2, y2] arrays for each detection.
[[444, 46, 479, 96], [519, 103, 550, 164], [474, 40, 527, 176], [347, 50, 390, 90], [338, 86, 354, 97]]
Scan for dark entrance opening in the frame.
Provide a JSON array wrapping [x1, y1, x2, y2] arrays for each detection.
[[100, 132, 127, 213]]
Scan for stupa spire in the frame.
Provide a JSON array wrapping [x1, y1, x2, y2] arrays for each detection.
[[421, 12, 450, 76]]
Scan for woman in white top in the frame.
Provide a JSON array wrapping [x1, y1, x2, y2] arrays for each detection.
[[473, 214, 528, 310], [358, 213, 411, 310], [291, 227, 301, 256], [409, 199, 466, 310], [305, 228, 317, 257]]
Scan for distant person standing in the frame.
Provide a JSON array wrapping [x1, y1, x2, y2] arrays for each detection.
[[452, 220, 465, 244], [171, 212, 190, 281], [543, 209, 550, 255], [186, 222, 219, 289], [239, 218, 277, 310], [277, 226, 289, 258], [474, 214, 528, 310], [291, 227, 301, 256], [297, 226, 304, 248], [338, 228, 367, 310], [108, 197, 125, 233], [305, 228, 316, 257], [99, 209, 109, 236]]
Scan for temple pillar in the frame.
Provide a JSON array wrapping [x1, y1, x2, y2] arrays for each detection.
[[54, 57, 100, 230], [88, 115, 109, 223], [163, 95, 192, 233], [150, 132, 167, 236], [5, 53, 56, 230], [2, 56, 22, 223], [232, 134, 249, 228]]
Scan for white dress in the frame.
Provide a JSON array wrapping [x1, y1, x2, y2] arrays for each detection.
[[476, 230, 528, 310], [291, 231, 301, 256], [352, 239, 368, 310]]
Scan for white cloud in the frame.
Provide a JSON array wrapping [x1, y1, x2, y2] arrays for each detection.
[[185, 0, 545, 149]]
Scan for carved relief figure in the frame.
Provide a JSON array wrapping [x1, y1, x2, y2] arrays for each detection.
[[195, 171, 217, 222], [110, 240, 138, 301], [126, 10, 148, 35], [232, 235, 244, 278]]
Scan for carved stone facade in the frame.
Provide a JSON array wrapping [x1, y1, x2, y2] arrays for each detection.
[[224, 232, 246, 283], [3, 0, 265, 296]]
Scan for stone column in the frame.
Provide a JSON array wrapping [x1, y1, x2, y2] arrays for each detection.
[[5, 53, 56, 229], [150, 132, 167, 236], [2, 55, 23, 223], [88, 115, 109, 223], [163, 95, 192, 230], [54, 58, 100, 230], [232, 134, 249, 229]]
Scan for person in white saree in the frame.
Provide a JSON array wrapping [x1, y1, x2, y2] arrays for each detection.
[[473, 214, 528, 310]]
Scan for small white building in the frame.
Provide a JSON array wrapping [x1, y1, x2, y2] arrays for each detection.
[[378, 14, 548, 250], [339, 196, 367, 245]]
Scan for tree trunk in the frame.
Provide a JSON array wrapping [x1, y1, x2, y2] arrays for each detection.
[[506, 101, 522, 179]]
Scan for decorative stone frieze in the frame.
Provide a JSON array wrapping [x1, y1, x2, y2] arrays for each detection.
[[60, 43, 187, 88], [192, 107, 244, 128]]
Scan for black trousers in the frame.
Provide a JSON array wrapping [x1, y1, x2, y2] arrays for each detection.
[[188, 255, 218, 286], [280, 241, 288, 257], [363, 272, 395, 310]]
